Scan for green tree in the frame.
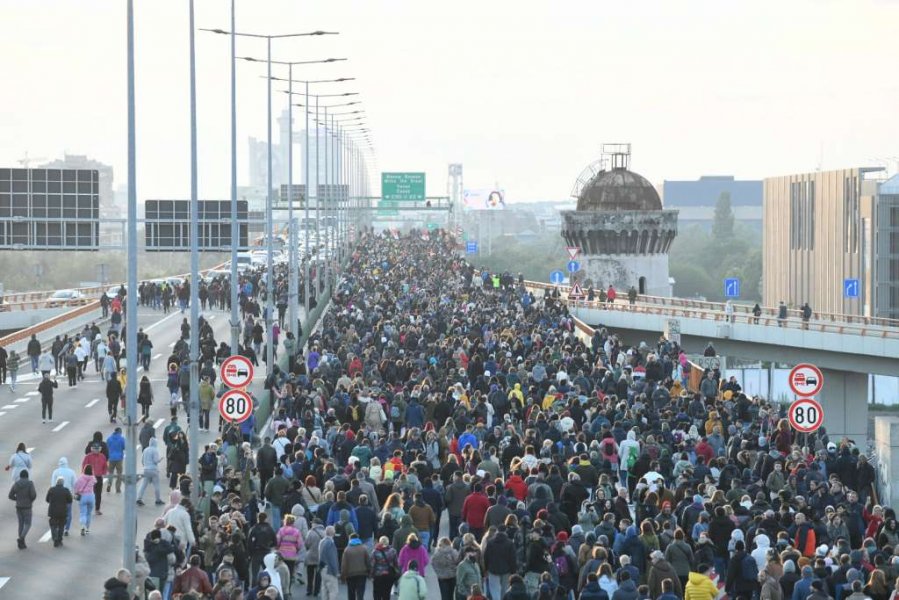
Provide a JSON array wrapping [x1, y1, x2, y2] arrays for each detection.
[[712, 192, 735, 242]]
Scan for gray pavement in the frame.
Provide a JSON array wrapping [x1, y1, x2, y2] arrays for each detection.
[[0, 303, 241, 597]]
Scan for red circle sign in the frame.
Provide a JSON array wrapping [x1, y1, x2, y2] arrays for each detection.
[[788, 363, 823, 397], [218, 389, 253, 424], [220, 355, 254, 389], [788, 397, 824, 433]]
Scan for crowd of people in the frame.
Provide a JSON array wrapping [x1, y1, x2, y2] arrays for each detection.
[[6, 231, 890, 600]]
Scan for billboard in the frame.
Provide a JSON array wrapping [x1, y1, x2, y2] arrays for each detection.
[[463, 188, 506, 210], [0, 168, 100, 249]]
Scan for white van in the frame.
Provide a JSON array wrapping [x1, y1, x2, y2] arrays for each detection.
[[236, 252, 253, 272]]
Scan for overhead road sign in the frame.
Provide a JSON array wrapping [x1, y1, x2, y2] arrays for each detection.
[[789, 397, 824, 433], [788, 363, 823, 397], [567, 260, 580, 273], [218, 389, 253, 424], [844, 278, 859, 298], [145, 199, 248, 251], [566, 246, 580, 260], [550, 270, 565, 285], [466, 240, 478, 254], [381, 172, 425, 202], [220, 355, 254, 389], [724, 278, 740, 298]]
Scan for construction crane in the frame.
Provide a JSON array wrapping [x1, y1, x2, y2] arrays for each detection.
[[17, 152, 47, 168]]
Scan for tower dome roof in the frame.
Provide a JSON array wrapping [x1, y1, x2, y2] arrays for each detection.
[[576, 168, 662, 212]]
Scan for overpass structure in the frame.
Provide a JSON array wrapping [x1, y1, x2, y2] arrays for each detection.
[[526, 281, 899, 441]]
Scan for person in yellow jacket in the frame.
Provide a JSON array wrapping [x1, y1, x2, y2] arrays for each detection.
[[508, 383, 524, 412], [685, 564, 720, 600], [198, 376, 215, 432]]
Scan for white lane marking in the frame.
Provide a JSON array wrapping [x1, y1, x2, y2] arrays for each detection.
[[0, 577, 9, 590], [14, 397, 29, 403], [39, 530, 52, 543], [1, 404, 18, 409], [51, 421, 69, 432], [26, 391, 39, 396], [85, 399, 100, 408], [153, 354, 162, 360], [168, 342, 175, 348], [27, 447, 34, 453], [153, 418, 165, 429], [144, 310, 181, 333], [0, 412, 6, 417], [207, 315, 215, 320]]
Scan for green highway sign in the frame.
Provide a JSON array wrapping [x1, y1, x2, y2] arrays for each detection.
[[427, 222, 438, 230], [381, 172, 426, 202]]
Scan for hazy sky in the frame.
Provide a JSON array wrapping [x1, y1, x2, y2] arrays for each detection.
[[2, 0, 898, 203]]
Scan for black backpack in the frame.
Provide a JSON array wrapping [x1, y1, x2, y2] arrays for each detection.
[[334, 522, 349, 551]]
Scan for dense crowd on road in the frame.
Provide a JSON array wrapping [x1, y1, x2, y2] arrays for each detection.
[[5, 231, 893, 600]]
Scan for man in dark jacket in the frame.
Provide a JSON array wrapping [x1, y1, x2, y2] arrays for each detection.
[[483, 527, 517, 599], [46, 476, 73, 547], [8, 469, 36, 549], [725, 540, 758, 600], [247, 512, 277, 583], [444, 472, 469, 540], [256, 438, 278, 493], [27, 334, 41, 374], [144, 528, 175, 590]]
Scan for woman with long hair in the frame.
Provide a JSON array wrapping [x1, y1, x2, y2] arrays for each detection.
[[381, 492, 406, 522], [74, 464, 96, 535]]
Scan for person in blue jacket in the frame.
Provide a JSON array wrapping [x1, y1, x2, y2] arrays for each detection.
[[106, 427, 126, 493]]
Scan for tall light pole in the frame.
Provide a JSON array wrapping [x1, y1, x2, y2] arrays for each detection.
[[123, 0, 138, 580], [187, 0, 200, 503], [229, 0, 238, 357], [198, 27, 338, 375]]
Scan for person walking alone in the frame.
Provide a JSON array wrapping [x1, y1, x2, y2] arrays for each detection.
[[38, 372, 58, 424], [7, 350, 20, 392], [136, 438, 164, 507], [8, 469, 36, 549], [26, 334, 41, 374], [106, 375, 123, 424], [46, 476, 72, 547]]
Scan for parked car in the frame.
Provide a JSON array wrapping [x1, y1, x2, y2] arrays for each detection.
[[46, 289, 85, 307]]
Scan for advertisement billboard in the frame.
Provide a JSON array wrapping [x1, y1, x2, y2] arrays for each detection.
[[463, 188, 506, 210]]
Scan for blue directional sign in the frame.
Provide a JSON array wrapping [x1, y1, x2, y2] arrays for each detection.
[[567, 260, 580, 273], [466, 240, 478, 254], [724, 277, 741, 298], [550, 270, 565, 285], [844, 278, 859, 298]]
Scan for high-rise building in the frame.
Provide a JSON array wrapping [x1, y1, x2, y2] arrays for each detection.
[[763, 167, 883, 316], [875, 174, 899, 319]]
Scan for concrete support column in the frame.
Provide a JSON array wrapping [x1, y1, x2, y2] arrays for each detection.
[[818, 368, 867, 442], [874, 417, 899, 508]]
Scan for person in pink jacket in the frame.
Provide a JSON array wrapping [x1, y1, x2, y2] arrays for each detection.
[[81, 444, 108, 515], [73, 464, 97, 535], [397, 533, 429, 576], [276, 514, 304, 583]]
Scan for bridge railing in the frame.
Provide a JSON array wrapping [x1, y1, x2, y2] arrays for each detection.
[[523, 281, 899, 340], [524, 280, 899, 329]]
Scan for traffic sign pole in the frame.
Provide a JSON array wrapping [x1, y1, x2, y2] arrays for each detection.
[[788, 363, 824, 397]]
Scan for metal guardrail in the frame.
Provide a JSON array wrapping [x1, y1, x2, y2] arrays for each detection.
[[525, 281, 899, 340], [0, 300, 101, 348]]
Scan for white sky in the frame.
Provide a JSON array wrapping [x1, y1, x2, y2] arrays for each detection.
[[1, 0, 898, 203]]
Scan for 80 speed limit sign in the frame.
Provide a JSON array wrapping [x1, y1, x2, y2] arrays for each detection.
[[788, 397, 824, 433], [218, 389, 254, 424]]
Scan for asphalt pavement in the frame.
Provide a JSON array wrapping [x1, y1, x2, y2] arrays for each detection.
[[0, 303, 239, 597]]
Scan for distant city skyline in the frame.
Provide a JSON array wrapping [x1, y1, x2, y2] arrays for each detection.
[[1, 0, 897, 203]]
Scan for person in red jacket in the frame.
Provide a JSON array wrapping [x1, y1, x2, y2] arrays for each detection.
[[82, 443, 108, 515], [461, 483, 491, 540], [506, 471, 528, 502]]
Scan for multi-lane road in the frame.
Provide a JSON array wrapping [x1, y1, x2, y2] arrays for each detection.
[[0, 304, 238, 597]]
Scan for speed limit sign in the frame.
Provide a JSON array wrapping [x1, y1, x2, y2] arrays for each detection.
[[788, 397, 824, 433], [218, 389, 254, 424]]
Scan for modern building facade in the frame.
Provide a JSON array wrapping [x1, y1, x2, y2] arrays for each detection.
[[876, 174, 899, 319], [662, 175, 762, 226], [763, 167, 883, 316]]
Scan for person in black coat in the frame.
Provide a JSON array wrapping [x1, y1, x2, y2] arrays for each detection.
[[46, 477, 73, 546]]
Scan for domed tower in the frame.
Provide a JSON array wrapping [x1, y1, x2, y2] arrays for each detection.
[[561, 144, 678, 296]]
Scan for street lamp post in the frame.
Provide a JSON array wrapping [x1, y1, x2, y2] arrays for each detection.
[[188, 0, 200, 504], [198, 27, 338, 376]]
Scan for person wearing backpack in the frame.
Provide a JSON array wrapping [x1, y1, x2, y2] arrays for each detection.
[[551, 539, 577, 597], [618, 430, 641, 490], [370, 535, 399, 600], [725, 539, 759, 600]]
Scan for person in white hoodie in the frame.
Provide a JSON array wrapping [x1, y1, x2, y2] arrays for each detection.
[[751, 533, 771, 570], [136, 438, 164, 506], [164, 496, 196, 550], [50, 457, 77, 535]]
